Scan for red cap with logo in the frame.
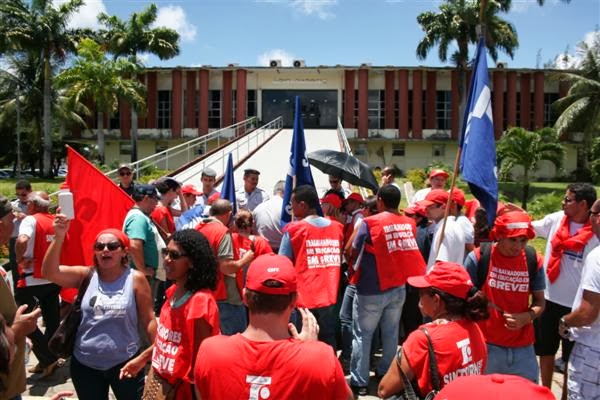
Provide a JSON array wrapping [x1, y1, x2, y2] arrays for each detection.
[[436, 374, 555, 399], [429, 169, 449, 179], [490, 211, 535, 240], [421, 189, 450, 208], [181, 184, 202, 196], [342, 192, 365, 206], [407, 261, 474, 299], [246, 254, 297, 295], [321, 193, 342, 209]]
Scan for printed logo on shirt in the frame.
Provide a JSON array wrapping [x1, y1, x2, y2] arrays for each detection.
[[563, 249, 584, 262], [90, 291, 128, 320], [443, 338, 483, 384], [151, 322, 182, 374], [487, 265, 529, 293], [382, 223, 418, 253], [246, 375, 272, 400], [305, 239, 341, 269]]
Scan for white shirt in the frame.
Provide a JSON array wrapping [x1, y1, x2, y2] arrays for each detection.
[[253, 196, 284, 251], [411, 187, 431, 206], [427, 216, 465, 270], [456, 214, 475, 245], [570, 245, 600, 347], [18, 215, 51, 286], [236, 187, 270, 212], [533, 211, 600, 307]]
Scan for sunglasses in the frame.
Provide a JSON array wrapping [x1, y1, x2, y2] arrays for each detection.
[[119, 171, 132, 176], [161, 248, 187, 260], [94, 241, 122, 251]]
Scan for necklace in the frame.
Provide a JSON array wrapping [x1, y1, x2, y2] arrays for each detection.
[[170, 290, 192, 308]]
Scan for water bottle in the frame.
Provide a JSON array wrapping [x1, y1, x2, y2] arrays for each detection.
[[58, 187, 74, 220]]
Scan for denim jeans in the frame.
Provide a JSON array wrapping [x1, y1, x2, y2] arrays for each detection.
[[291, 304, 338, 349], [339, 284, 357, 363], [218, 302, 248, 335], [71, 354, 144, 400], [485, 343, 539, 382], [351, 286, 406, 387]]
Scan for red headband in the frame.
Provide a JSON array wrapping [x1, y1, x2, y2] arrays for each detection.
[[95, 228, 130, 250]]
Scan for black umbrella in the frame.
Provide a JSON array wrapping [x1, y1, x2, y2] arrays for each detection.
[[307, 150, 379, 192]]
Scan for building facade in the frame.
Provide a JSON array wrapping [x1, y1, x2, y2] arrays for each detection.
[[70, 64, 578, 177]]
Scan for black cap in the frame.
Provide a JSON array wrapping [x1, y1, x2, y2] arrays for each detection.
[[244, 168, 260, 175], [134, 184, 159, 199]]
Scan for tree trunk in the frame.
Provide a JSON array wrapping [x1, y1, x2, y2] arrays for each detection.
[[97, 112, 105, 165], [43, 54, 53, 177]]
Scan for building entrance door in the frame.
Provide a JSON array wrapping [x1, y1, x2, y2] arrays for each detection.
[[261, 90, 337, 128]]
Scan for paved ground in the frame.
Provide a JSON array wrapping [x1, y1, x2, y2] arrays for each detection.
[[22, 350, 565, 399]]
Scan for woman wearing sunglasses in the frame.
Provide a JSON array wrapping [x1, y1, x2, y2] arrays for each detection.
[[42, 215, 155, 400], [134, 229, 219, 399], [378, 261, 489, 399]]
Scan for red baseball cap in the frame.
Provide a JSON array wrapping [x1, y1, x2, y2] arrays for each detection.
[[404, 200, 428, 218], [407, 261, 474, 299], [321, 193, 342, 209], [449, 188, 466, 207], [181, 184, 202, 196], [246, 254, 297, 295], [429, 169, 449, 179], [342, 192, 365, 206], [436, 374, 554, 399], [208, 192, 221, 205], [490, 211, 535, 240], [421, 189, 450, 208]]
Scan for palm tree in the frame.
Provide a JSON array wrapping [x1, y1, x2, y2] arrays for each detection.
[[553, 34, 600, 172], [416, 0, 518, 134], [497, 127, 565, 209], [0, 0, 86, 176], [56, 38, 146, 164], [98, 4, 180, 162]]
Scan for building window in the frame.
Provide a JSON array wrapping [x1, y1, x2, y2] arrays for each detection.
[[232, 89, 237, 124], [544, 92, 559, 127], [157, 90, 171, 129], [432, 144, 445, 157], [516, 92, 521, 127], [407, 90, 426, 131], [354, 89, 359, 127], [392, 143, 405, 156], [247, 90, 257, 118], [436, 91, 452, 130], [209, 90, 221, 129], [368, 90, 385, 129]]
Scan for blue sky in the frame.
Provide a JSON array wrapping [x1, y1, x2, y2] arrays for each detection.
[[64, 0, 599, 69]]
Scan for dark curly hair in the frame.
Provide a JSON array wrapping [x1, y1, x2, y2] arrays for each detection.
[[170, 229, 218, 292], [429, 287, 490, 322]]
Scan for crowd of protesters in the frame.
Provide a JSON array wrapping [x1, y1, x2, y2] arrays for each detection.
[[0, 162, 597, 400]]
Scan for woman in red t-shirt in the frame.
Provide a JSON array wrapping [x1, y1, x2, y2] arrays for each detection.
[[127, 229, 220, 399], [378, 261, 490, 399], [232, 210, 274, 262]]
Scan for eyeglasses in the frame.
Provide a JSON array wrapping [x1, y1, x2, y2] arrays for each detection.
[[563, 196, 576, 203], [161, 248, 187, 260], [119, 171, 132, 176], [94, 241, 122, 251]]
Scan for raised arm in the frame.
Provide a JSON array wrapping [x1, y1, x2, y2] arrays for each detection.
[[41, 214, 89, 288]]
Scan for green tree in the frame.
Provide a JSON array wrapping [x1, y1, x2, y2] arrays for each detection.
[[497, 127, 565, 209], [0, 0, 87, 176], [56, 38, 146, 163], [553, 33, 600, 172], [416, 0, 518, 131], [98, 3, 180, 162]]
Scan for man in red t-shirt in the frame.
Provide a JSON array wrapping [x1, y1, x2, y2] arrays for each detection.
[[464, 211, 545, 382], [194, 254, 352, 400]]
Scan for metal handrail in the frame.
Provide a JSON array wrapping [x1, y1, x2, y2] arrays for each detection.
[[105, 117, 260, 179]]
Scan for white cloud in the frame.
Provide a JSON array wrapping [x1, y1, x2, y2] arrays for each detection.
[[153, 5, 197, 42], [54, 0, 107, 30], [551, 31, 599, 69], [257, 49, 296, 66], [290, 0, 337, 20]]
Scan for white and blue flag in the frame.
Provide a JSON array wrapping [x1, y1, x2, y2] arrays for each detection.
[[280, 96, 317, 226], [459, 38, 498, 226]]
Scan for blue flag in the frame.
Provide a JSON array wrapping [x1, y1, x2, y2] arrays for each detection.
[[460, 38, 498, 226], [281, 96, 318, 226], [221, 153, 237, 215]]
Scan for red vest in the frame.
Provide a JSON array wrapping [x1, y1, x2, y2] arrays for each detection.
[[284, 218, 343, 308], [475, 245, 539, 347], [18, 213, 55, 287], [152, 286, 220, 400], [195, 221, 241, 301], [364, 212, 426, 291]]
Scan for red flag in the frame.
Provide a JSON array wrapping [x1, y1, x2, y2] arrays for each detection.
[[63, 146, 134, 266]]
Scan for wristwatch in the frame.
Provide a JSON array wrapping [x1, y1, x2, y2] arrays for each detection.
[[559, 317, 569, 329]]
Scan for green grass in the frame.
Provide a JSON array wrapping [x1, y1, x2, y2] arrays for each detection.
[[0, 178, 64, 200]]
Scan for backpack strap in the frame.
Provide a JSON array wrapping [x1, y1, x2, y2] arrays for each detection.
[[524, 245, 538, 290], [420, 327, 442, 393], [476, 242, 492, 290]]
